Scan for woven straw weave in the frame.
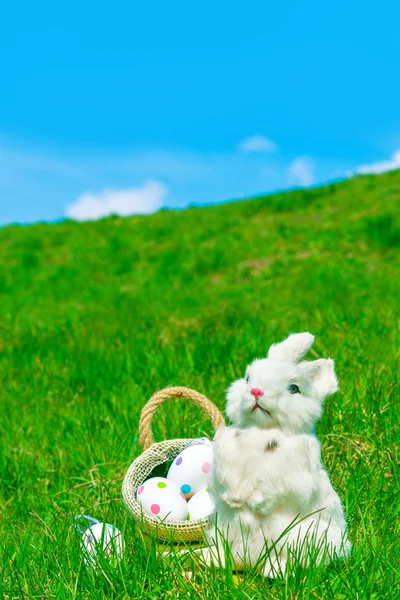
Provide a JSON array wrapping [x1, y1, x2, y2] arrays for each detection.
[[122, 386, 225, 543]]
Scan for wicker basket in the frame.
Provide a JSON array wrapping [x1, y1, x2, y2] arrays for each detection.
[[122, 386, 225, 545]]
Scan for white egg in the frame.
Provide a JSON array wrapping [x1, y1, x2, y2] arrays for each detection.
[[136, 476, 188, 521], [187, 486, 215, 521], [167, 445, 213, 498], [81, 522, 124, 568]]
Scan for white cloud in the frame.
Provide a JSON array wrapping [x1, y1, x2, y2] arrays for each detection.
[[288, 157, 314, 187], [239, 135, 278, 154], [2, 137, 336, 225], [65, 180, 168, 221], [355, 150, 400, 175]]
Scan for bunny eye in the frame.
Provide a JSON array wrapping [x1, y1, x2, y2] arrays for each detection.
[[288, 384, 300, 394], [245, 373, 250, 384]]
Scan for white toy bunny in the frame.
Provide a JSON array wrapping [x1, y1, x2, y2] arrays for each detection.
[[204, 332, 351, 577]]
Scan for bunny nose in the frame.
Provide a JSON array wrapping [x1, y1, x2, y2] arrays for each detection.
[[251, 388, 264, 400]]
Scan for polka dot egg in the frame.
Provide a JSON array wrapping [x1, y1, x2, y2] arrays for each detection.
[[81, 523, 125, 568], [187, 486, 215, 521], [136, 477, 188, 521], [167, 444, 213, 499]]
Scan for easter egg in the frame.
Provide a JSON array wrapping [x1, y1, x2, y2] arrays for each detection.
[[167, 445, 213, 499], [136, 477, 188, 521], [187, 486, 215, 521], [81, 522, 124, 568]]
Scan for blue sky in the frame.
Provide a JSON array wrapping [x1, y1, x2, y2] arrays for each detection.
[[1, 1, 400, 224]]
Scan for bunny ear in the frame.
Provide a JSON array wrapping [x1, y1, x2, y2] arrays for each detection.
[[267, 332, 315, 363], [299, 359, 338, 400]]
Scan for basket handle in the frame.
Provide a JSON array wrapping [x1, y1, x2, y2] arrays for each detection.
[[138, 386, 225, 450]]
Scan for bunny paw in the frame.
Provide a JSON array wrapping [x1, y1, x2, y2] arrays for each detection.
[[248, 492, 273, 514], [222, 491, 245, 509]]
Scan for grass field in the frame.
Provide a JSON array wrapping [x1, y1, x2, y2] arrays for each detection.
[[0, 171, 399, 599]]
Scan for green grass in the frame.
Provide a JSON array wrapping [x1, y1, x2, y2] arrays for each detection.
[[0, 171, 399, 599]]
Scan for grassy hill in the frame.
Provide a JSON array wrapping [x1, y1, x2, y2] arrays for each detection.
[[0, 171, 399, 599]]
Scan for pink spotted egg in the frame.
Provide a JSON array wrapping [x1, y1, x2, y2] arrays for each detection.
[[136, 477, 188, 521], [167, 445, 213, 499]]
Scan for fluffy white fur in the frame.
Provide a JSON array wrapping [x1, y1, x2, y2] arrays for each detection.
[[205, 332, 351, 577]]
